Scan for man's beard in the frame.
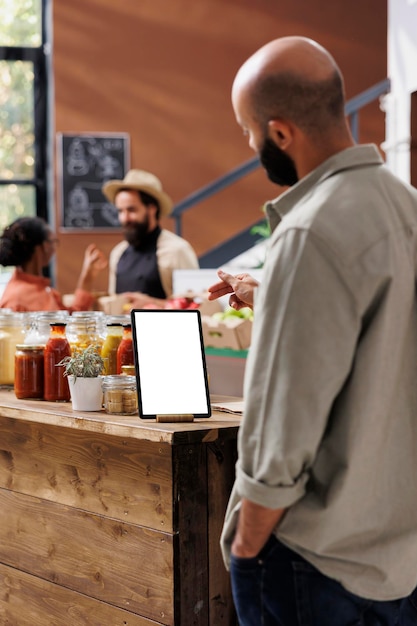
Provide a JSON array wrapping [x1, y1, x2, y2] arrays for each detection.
[[260, 138, 298, 187], [124, 216, 150, 249]]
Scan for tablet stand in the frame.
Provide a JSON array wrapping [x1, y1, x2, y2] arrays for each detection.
[[156, 414, 195, 423]]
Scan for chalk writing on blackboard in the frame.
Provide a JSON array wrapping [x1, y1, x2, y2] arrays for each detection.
[[57, 133, 130, 230]]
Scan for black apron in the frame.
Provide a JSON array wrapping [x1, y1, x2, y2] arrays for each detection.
[[115, 227, 166, 298]]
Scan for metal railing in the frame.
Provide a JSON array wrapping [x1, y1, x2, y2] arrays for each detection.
[[171, 77, 391, 268]]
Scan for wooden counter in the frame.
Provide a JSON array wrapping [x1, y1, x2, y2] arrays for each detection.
[[0, 390, 240, 625]]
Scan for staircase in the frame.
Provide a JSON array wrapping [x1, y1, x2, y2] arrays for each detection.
[[171, 78, 391, 269]]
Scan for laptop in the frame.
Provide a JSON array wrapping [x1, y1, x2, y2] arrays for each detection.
[[130, 309, 211, 420]]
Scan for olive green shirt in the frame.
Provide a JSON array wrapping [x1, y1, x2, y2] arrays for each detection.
[[221, 145, 417, 601]]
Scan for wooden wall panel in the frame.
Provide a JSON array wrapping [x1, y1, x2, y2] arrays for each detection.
[[52, 0, 387, 295], [0, 416, 173, 531], [0, 563, 159, 626], [0, 489, 174, 623]]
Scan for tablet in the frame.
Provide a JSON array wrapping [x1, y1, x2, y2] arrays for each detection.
[[130, 309, 211, 420]]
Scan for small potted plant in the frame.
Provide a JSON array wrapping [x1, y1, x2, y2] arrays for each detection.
[[58, 344, 105, 411]]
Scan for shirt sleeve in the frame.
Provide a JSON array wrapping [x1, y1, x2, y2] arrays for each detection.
[[157, 233, 199, 298], [236, 227, 360, 510]]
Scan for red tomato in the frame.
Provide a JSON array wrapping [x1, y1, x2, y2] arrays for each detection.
[[166, 297, 191, 309]]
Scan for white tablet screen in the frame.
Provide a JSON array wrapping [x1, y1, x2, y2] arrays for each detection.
[[131, 309, 211, 419]]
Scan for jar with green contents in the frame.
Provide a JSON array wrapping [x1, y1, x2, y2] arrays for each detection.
[[101, 323, 123, 375]]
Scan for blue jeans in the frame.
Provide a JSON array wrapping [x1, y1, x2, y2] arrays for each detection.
[[230, 535, 417, 625]]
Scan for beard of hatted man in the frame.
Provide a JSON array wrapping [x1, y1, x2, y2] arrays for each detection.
[[123, 211, 153, 249], [260, 137, 299, 187]]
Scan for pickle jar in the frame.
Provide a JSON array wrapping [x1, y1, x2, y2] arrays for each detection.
[[14, 344, 45, 399], [102, 375, 138, 415], [66, 315, 100, 354]]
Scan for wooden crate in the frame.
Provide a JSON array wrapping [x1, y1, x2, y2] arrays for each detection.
[[202, 316, 252, 350]]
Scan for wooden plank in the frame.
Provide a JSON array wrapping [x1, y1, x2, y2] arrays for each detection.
[[172, 443, 209, 626], [0, 489, 174, 624], [0, 563, 161, 626], [0, 416, 173, 531], [207, 439, 238, 626], [0, 390, 240, 444]]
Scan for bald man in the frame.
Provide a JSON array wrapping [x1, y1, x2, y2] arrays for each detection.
[[215, 37, 417, 625]]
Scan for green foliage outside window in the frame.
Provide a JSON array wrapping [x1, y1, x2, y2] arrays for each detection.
[[0, 0, 41, 47], [0, 0, 42, 273]]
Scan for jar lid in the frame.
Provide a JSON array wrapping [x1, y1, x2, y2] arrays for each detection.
[[49, 322, 67, 327], [16, 344, 45, 351], [0, 312, 27, 326], [102, 374, 137, 388]]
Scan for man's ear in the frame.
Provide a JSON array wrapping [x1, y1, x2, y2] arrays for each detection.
[[267, 119, 293, 150]]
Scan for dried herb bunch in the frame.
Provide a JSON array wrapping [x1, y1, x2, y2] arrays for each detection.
[[57, 344, 105, 381]]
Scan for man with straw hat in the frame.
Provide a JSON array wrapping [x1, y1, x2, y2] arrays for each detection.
[[102, 169, 198, 308]]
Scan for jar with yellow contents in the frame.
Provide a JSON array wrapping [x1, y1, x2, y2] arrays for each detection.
[[101, 322, 123, 375], [0, 312, 27, 387], [66, 315, 101, 354]]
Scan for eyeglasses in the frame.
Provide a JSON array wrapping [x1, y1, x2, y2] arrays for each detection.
[[47, 238, 60, 246]]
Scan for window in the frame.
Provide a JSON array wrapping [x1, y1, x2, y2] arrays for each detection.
[[0, 0, 51, 273]]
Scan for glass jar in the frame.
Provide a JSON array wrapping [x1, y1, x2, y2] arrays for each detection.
[[14, 344, 45, 399], [101, 323, 123, 375], [44, 322, 71, 402], [102, 375, 138, 415], [116, 323, 134, 374], [66, 315, 101, 354], [0, 311, 27, 387], [24, 310, 69, 346], [72, 310, 107, 343]]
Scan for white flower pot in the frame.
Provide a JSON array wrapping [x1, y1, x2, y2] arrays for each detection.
[[68, 375, 103, 411]]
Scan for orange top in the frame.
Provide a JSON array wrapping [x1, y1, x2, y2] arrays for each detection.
[[0, 269, 93, 312]]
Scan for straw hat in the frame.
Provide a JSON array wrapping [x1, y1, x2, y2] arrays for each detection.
[[102, 169, 173, 216]]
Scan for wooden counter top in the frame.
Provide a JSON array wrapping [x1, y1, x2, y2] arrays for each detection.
[[0, 389, 241, 445]]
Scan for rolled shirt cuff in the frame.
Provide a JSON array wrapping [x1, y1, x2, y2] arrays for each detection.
[[235, 463, 309, 510]]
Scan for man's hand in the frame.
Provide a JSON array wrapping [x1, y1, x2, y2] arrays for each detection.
[[207, 269, 259, 311], [231, 498, 286, 558]]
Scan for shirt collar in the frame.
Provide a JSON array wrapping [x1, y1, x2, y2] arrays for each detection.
[[15, 268, 51, 287], [265, 144, 384, 230]]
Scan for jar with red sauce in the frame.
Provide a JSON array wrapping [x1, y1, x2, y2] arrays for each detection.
[[116, 323, 134, 374], [14, 344, 44, 399], [44, 322, 71, 402]]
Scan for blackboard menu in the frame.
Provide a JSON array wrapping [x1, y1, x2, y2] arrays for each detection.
[[57, 133, 130, 230]]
